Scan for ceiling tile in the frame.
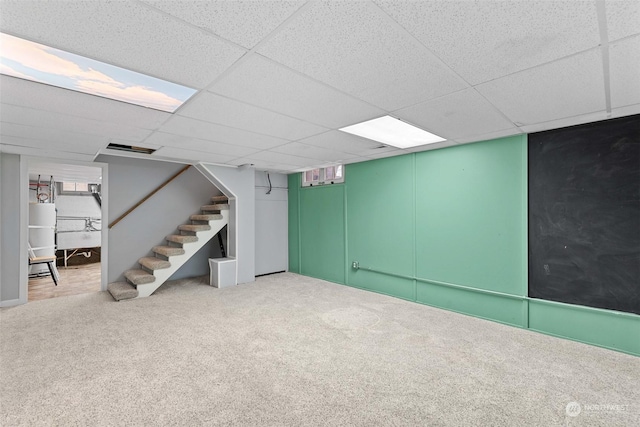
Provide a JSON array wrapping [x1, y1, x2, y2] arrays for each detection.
[[518, 110, 610, 134], [342, 156, 375, 166], [453, 128, 523, 145], [0, 134, 102, 154], [297, 130, 397, 157], [152, 146, 237, 164], [239, 150, 320, 168], [0, 122, 109, 147], [376, 0, 600, 85], [364, 149, 405, 160], [404, 141, 459, 153], [140, 1, 305, 49], [227, 157, 303, 172], [609, 35, 640, 108], [606, 0, 640, 41], [0, 0, 245, 88], [610, 103, 640, 118], [475, 49, 606, 126], [0, 143, 96, 162], [0, 76, 170, 129], [394, 89, 516, 140], [270, 142, 359, 162], [144, 132, 260, 158], [257, 1, 465, 110], [0, 104, 153, 142], [29, 163, 102, 183], [210, 54, 386, 129], [178, 92, 328, 140], [158, 116, 289, 150]]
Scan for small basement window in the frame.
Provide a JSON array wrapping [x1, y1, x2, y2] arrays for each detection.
[[62, 182, 89, 192], [302, 165, 344, 187]]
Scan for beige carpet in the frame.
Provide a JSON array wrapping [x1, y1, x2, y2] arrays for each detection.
[[1, 273, 638, 426]]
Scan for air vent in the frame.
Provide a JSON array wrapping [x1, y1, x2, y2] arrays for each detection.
[[106, 143, 156, 154]]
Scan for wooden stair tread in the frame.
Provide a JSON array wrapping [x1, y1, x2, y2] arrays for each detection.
[[178, 224, 211, 232], [190, 214, 223, 221], [166, 234, 198, 244], [211, 195, 229, 203], [153, 246, 185, 257], [138, 257, 171, 270], [201, 204, 229, 211], [107, 281, 138, 301], [124, 269, 156, 285]]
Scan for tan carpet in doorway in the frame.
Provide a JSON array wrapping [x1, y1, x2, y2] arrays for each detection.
[[1, 273, 638, 426]]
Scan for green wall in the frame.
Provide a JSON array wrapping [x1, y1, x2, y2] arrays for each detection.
[[288, 135, 639, 356]]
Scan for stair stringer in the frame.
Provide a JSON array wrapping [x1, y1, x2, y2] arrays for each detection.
[[135, 209, 228, 298]]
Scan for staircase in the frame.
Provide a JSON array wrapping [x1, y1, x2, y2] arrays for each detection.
[[107, 196, 230, 301]]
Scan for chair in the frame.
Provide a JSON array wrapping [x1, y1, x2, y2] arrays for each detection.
[[28, 244, 59, 286]]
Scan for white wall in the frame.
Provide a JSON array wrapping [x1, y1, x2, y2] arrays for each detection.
[[200, 163, 255, 284], [0, 153, 23, 305], [255, 171, 288, 275]]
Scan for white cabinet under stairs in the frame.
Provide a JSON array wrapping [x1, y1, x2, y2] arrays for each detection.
[[107, 196, 229, 301]]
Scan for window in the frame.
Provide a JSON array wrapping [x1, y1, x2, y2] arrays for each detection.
[[62, 182, 89, 192], [302, 165, 344, 187], [60, 182, 101, 194]]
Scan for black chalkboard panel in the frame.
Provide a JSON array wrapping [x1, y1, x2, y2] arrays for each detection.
[[528, 115, 640, 315]]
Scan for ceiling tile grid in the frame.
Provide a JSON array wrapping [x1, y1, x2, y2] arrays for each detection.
[[0, 0, 637, 173], [256, 0, 466, 111], [376, 0, 601, 86]]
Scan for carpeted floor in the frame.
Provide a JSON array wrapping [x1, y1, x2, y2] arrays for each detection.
[[1, 273, 638, 426]]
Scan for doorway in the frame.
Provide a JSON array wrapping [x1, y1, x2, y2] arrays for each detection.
[[26, 160, 107, 302]]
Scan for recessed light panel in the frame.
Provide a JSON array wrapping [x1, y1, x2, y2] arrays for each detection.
[[0, 33, 197, 112], [339, 115, 445, 148]]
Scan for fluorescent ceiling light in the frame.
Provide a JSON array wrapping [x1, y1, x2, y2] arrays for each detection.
[[339, 115, 445, 148], [0, 33, 196, 113]]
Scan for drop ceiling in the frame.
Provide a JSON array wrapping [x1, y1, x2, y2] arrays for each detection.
[[1, 0, 639, 173]]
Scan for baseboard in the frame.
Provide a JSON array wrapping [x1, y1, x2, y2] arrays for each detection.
[[0, 298, 24, 308]]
